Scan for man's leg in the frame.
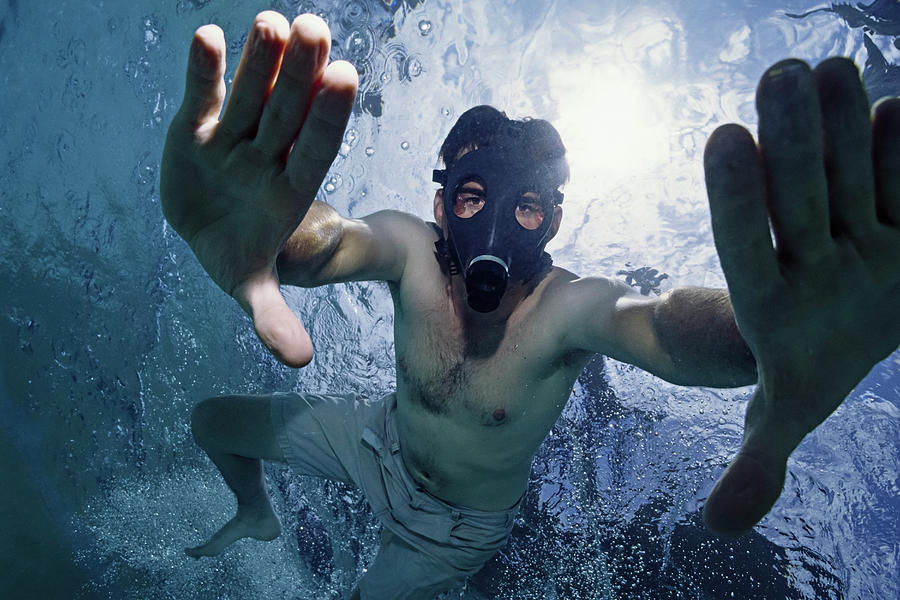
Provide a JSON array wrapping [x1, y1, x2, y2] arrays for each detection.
[[185, 394, 286, 558], [355, 529, 469, 600]]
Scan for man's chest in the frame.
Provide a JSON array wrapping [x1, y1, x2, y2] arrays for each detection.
[[398, 334, 517, 423], [394, 310, 583, 429]]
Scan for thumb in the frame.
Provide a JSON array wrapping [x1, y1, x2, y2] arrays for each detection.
[[702, 449, 786, 538], [233, 273, 314, 368]]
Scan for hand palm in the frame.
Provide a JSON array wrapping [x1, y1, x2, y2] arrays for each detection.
[[702, 57, 900, 536], [165, 141, 303, 296], [160, 13, 358, 367]]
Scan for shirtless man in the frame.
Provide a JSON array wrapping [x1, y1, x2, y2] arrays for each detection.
[[160, 11, 900, 600]]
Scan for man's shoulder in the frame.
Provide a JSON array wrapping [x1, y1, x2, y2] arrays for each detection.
[[539, 269, 634, 330], [361, 209, 439, 244], [542, 269, 625, 304], [537, 268, 652, 357]]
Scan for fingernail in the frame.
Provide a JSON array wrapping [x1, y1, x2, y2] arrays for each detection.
[[249, 21, 268, 50], [767, 59, 807, 78], [764, 60, 809, 91], [316, 87, 343, 119], [190, 38, 217, 76]]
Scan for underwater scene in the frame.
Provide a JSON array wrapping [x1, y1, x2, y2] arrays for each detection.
[[1, 0, 899, 598]]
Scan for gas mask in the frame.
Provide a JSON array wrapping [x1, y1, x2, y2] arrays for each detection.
[[432, 146, 564, 313]]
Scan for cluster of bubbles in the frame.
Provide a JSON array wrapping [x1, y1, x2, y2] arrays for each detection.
[[274, 0, 431, 118]]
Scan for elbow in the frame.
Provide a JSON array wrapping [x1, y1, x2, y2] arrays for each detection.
[[276, 207, 344, 287]]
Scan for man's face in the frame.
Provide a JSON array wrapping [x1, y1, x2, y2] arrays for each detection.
[[431, 145, 566, 310]]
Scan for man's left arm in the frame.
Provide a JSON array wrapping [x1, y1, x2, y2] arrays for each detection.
[[651, 286, 756, 387], [566, 56, 900, 541], [561, 279, 755, 388]]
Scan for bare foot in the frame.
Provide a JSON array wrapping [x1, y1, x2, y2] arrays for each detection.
[[185, 499, 282, 559]]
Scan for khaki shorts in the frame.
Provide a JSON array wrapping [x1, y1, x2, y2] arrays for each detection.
[[270, 391, 522, 599]]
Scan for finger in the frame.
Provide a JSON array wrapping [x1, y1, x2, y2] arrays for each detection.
[[872, 96, 900, 226], [814, 57, 876, 238], [254, 14, 333, 159], [234, 274, 315, 368], [702, 450, 787, 538], [284, 60, 359, 198], [704, 124, 780, 297], [757, 59, 832, 263], [216, 11, 290, 145], [177, 25, 226, 131]]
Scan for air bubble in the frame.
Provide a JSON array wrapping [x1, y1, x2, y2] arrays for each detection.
[[345, 27, 375, 62], [131, 152, 157, 192], [341, 0, 369, 28], [365, 147, 375, 156], [404, 57, 423, 79], [56, 130, 76, 162], [400, 141, 410, 150], [142, 14, 165, 48], [418, 20, 433, 36], [324, 174, 342, 193]]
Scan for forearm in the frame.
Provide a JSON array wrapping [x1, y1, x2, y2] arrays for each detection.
[[275, 200, 343, 287], [653, 287, 757, 387]]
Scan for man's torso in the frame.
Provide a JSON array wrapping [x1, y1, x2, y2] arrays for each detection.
[[387, 219, 595, 511]]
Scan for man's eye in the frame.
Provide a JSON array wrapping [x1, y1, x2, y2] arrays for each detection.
[[453, 191, 486, 218], [515, 197, 545, 230]]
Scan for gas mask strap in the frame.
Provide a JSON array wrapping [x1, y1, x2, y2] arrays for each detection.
[[430, 222, 460, 275]]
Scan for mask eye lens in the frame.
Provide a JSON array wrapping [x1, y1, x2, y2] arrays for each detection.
[[453, 181, 486, 219], [515, 193, 545, 230]]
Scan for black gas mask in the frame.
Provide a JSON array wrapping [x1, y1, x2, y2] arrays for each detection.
[[433, 146, 564, 313]]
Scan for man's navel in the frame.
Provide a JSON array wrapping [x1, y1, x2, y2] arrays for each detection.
[[492, 408, 506, 422]]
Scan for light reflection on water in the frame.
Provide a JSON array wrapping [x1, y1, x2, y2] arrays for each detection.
[[0, 0, 898, 598]]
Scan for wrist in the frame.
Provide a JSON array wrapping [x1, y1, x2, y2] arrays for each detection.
[[741, 378, 833, 461]]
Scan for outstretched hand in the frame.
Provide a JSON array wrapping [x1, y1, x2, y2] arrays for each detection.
[[702, 57, 900, 536], [161, 12, 358, 367]]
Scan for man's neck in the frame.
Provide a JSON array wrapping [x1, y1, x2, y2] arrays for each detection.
[[447, 274, 543, 357]]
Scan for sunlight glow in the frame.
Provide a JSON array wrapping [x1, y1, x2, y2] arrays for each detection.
[[549, 61, 674, 190]]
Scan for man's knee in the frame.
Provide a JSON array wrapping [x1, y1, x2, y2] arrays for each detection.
[[190, 395, 245, 451], [189, 394, 285, 461], [190, 396, 221, 449]]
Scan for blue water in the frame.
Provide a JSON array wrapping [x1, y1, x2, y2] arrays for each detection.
[[1, 0, 898, 598]]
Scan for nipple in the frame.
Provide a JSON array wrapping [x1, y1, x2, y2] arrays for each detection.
[[492, 408, 506, 422]]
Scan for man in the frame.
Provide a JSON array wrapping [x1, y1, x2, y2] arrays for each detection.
[[160, 11, 900, 600]]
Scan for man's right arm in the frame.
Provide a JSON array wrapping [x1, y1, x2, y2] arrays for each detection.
[[161, 12, 359, 367], [275, 201, 418, 288]]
